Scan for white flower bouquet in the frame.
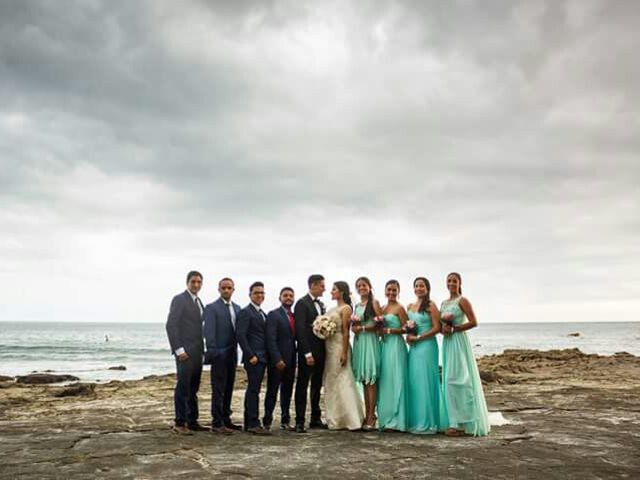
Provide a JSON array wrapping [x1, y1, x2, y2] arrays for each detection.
[[312, 314, 338, 339]]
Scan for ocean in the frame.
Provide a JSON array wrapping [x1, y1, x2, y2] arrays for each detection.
[[1, 321, 638, 382]]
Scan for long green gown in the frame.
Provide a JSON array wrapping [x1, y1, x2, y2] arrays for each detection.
[[407, 310, 446, 434], [351, 303, 381, 385], [376, 313, 408, 431], [441, 296, 490, 437]]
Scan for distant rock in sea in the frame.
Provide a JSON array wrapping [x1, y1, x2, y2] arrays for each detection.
[[568, 332, 580, 337], [16, 373, 79, 384], [108, 365, 127, 371]]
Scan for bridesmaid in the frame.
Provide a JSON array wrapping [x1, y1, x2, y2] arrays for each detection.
[[406, 276, 446, 434], [351, 276, 382, 431], [377, 279, 409, 432], [440, 272, 490, 437]]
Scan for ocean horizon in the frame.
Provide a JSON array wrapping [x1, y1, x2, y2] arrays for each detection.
[[1, 321, 639, 382]]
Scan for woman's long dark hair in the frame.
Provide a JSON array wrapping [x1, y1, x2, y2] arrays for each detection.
[[448, 272, 462, 295], [355, 276, 375, 320], [333, 281, 352, 307], [414, 277, 431, 313]]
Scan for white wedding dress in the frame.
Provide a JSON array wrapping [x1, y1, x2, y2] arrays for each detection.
[[323, 305, 365, 430]]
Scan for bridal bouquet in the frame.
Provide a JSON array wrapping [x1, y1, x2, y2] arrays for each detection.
[[312, 314, 338, 340]]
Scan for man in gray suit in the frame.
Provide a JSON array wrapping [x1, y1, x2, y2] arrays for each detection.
[[166, 271, 207, 434]]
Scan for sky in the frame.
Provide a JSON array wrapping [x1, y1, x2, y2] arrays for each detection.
[[0, 0, 638, 324]]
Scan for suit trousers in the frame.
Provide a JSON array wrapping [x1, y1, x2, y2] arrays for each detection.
[[263, 359, 296, 425], [210, 351, 237, 427], [294, 352, 325, 425], [243, 361, 266, 429], [174, 355, 202, 426]]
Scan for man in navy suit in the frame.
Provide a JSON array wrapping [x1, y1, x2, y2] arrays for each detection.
[[263, 287, 297, 431], [236, 281, 272, 435], [203, 277, 242, 434], [165, 271, 207, 434]]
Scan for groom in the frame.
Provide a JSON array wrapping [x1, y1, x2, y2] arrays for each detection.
[[293, 274, 327, 433]]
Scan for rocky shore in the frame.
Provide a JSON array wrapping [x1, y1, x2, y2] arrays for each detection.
[[1, 348, 639, 479]]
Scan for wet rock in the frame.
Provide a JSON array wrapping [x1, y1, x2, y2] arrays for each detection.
[[108, 365, 127, 371], [480, 370, 503, 383], [54, 383, 96, 397], [568, 332, 580, 337], [15, 373, 79, 384], [0, 375, 14, 382]]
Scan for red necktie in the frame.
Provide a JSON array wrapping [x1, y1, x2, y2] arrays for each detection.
[[287, 310, 295, 336]]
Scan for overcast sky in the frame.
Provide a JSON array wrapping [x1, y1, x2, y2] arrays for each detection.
[[1, 0, 638, 324]]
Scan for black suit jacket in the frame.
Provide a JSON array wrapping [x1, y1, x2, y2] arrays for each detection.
[[294, 294, 325, 359], [236, 304, 269, 365], [265, 306, 297, 366], [165, 290, 204, 357]]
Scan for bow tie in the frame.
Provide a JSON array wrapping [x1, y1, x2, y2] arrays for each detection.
[[313, 298, 321, 303]]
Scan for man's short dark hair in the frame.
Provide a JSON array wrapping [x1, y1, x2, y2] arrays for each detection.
[[218, 277, 234, 286], [249, 281, 264, 293], [307, 274, 324, 287], [280, 286, 294, 296], [186, 271, 203, 283]]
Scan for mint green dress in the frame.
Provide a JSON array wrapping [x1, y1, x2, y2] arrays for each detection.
[[351, 303, 380, 385], [376, 314, 408, 431], [441, 297, 490, 437], [407, 310, 446, 434]]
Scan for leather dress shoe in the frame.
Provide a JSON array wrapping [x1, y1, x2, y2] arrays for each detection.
[[225, 422, 243, 431], [171, 424, 193, 435], [211, 426, 234, 434], [280, 423, 296, 431], [309, 420, 328, 429], [188, 423, 211, 432], [295, 424, 307, 433], [245, 426, 272, 436]]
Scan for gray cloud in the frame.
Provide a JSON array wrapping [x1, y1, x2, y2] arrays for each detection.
[[0, 0, 638, 323]]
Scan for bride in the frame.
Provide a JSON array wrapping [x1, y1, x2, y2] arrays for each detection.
[[322, 281, 365, 430]]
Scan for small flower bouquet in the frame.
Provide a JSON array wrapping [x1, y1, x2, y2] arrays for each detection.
[[374, 315, 386, 333], [441, 312, 454, 333], [350, 313, 362, 328], [312, 314, 338, 340], [403, 320, 417, 335]]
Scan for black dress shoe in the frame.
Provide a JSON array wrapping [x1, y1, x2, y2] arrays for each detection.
[[295, 424, 307, 433], [188, 423, 211, 432], [225, 423, 243, 431], [246, 426, 272, 436], [280, 423, 296, 431], [309, 420, 328, 429], [263, 423, 272, 431]]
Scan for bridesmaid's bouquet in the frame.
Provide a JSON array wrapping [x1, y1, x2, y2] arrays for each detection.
[[374, 315, 386, 336], [350, 313, 362, 329], [403, 320, 417, 335], [312, 314, 338, 340], [441, 312, 454, 334]]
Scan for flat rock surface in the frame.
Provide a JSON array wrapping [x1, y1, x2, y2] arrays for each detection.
[[1, 349, 639, 479]]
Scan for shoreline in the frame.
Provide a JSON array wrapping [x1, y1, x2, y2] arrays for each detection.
[[0, 347, 637, 384], [1, 348, 639, 478]]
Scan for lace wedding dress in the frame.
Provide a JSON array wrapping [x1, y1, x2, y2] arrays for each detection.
[[322, 305, 365, 430]]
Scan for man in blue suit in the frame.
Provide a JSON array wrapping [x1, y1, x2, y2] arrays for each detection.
[[165, 270, 207, 434], [236, 281, 272, 435], [263, 287, 297, 431], [203, 277, 242, 434]]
